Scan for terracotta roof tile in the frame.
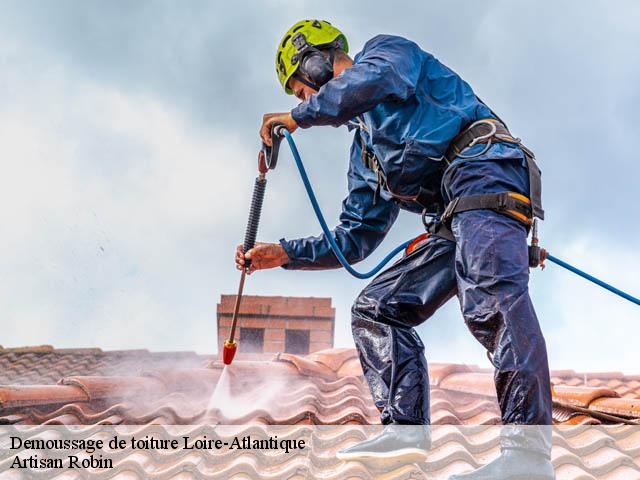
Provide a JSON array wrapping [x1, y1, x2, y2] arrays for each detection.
[[590, 397, 640, 419], [429, 363, 474, 386], [3, 347, 640, 430], [209, 359, 299, 379], [438, 372, 497, 397], [0, 345, 55, 353], [336, 357, 363, 377], [563, 415, 602, 426], [0, 346, 212, 385], [1, 342, 639, 461], [0, 384, 88, 409], [551, 370, 640, 399], [275, 352, 337, 380], [141, 368, 219, 392], [59, 376, 168, 401], [553, 386, 620, 408], [2, 422, 639, 478], [307, 348, 357, 373]]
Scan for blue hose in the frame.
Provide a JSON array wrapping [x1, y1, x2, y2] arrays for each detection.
[[282, 130, 411, 279], [546, 254, 639, 306], [281, 130, 640, 305]]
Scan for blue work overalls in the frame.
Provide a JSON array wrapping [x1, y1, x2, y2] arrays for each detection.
[[280, 34, 552, 455]]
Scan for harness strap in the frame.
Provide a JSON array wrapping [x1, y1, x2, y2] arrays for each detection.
[[442, 117, 545, 223], [432, 222, 455, 242], [441, 191, 533, 227], [415, 185, 443, 216], [428, 192, 533, 242], [523, 148, 544, 220], [444, 118, 518, 164], [357, 116, 544, 230], [359, 129, 388, 206]]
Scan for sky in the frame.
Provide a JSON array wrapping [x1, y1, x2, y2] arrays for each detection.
[[1, 1, 638, 372]]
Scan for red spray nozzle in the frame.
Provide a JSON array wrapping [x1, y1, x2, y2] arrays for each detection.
[[223, 340, 237, 365]]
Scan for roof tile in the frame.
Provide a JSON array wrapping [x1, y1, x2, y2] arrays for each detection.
[[59, 376, 167, 401], [141, 368, 219, 393], [275, 353, 336, 380], [438, 372, 497, 397], [589, 397, 640, 419], [336, 357, 363, 377], [307, 348, 357, 373], [0, 384, 88, 409], [553, 386, 620, 408], [2, 347, 640, 433], [429, 363, 474, 386]]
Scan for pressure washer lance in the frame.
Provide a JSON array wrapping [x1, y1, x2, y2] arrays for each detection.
[[222, 124, 286, 365]]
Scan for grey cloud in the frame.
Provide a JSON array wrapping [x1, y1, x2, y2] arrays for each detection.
[[1, 1, 638, 369]]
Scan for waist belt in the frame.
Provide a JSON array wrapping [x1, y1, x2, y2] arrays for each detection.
[[429, 191, 535, 242]]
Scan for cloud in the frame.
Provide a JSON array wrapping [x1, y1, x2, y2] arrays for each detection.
[[0, 43, 257, 350], [0, 2, 638, 372], [535, 237, 640, 373]]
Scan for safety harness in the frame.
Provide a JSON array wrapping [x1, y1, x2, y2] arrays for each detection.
[[432, 118, 544, 241], [357, 115, 544, 243], [355, 117, 390, 206]]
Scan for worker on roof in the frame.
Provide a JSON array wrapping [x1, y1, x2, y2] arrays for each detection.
[[236, 19, 553, 479]]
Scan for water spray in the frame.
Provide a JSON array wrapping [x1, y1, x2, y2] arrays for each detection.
[[222, 124, 285, 365]]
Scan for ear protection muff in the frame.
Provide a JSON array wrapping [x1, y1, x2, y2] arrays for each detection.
[[291, 32, 336, 91]]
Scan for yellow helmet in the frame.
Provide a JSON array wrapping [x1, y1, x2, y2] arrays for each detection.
[[276, 19, 348, 94]]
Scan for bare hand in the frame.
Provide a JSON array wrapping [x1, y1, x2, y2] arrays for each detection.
[[260, 112, 298, 146], [235, 242, 289, 274]]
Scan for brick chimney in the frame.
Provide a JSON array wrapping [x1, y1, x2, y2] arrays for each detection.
[[217, 295, 335, 359]]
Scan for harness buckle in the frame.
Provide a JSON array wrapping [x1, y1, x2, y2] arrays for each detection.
[[495, 192, 509, 211], [441, 197, 460, 225]]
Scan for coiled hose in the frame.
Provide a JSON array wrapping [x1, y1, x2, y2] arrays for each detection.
[[281, 130, 640, 306], [282, 130, 410, 279]]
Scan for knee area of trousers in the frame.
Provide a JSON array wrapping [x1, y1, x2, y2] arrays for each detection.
[[351, 292, 393, 326], [351, 293, 375, 322]]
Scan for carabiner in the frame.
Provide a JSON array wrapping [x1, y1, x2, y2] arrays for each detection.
[[455, 119, 498, 159]]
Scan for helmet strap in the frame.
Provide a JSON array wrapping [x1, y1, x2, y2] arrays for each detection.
[[293, 72, 320, 92]]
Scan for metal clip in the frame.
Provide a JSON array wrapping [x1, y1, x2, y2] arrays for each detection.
[[467, 120, 498, 148], [441, 197, 461, 224], [455, 120, 498, 159]]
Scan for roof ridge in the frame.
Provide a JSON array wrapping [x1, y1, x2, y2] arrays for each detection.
[[0, 345, 215, 357], [0, 345, 55, 353]]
